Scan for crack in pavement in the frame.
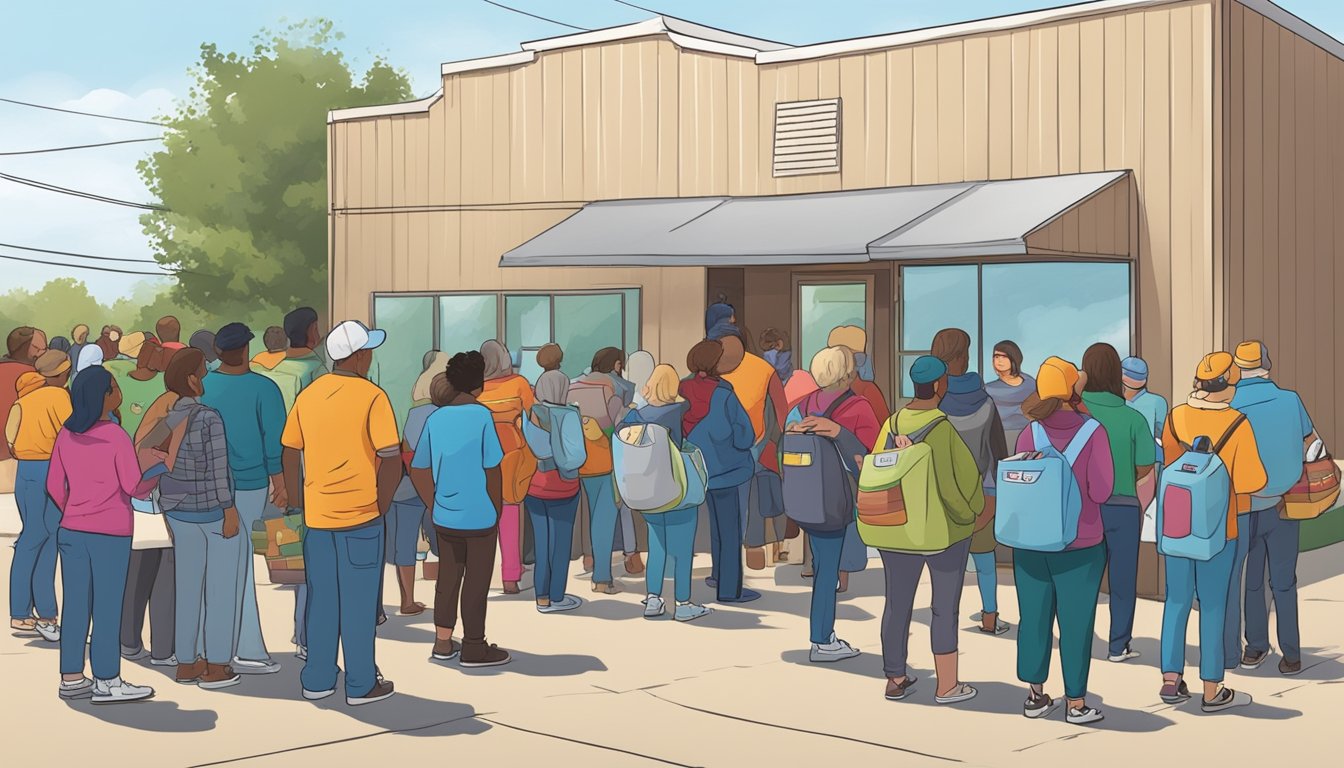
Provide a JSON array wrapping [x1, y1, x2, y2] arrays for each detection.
[[1013, 731, 1096, 753], [640, 689, 963, 763], [477, 715, 702, 767]]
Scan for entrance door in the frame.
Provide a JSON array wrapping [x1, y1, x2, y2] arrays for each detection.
[[793, 276, 873, 375]]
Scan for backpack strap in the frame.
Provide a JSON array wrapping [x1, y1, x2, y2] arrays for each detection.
[[1213, 413, 1249, 454], [820, 390, 856, 420], [909, 416, 946, 444], [1030, 421, 1049, 453], [1062, 418, 1101, 466]]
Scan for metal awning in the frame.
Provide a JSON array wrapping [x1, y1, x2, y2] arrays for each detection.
[[501, 171, 1129, 268]]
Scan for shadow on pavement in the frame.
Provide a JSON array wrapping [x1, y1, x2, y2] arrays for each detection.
[[446, 649, 607, 678], [63, 697, 219, 732]]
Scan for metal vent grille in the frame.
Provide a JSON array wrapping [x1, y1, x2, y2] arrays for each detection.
[[772, 98, 841, 177]]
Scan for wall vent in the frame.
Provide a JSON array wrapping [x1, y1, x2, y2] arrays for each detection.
[[772, 98, 841, 177]]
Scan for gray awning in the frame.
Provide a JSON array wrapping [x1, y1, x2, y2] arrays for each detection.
[[501, 171, 1128, 268]]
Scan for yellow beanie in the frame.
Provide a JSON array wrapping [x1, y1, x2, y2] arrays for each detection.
[[826, 325, 867, 354], [1195, 351, 1240, 386], [15, 372, 45, 398], [1036, 356, 1080, 401], [1233, 341, 1268, 370]]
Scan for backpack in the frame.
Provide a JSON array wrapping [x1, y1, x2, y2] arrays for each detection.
[[569, 378, 616, 476], [1156, 414, 1245, 561], [994, 419, 1101, 552], [779, 391, 865, 532], [856, 415, 946, 528], [523, 403, 588, 481], [479, 395, 537, 505]]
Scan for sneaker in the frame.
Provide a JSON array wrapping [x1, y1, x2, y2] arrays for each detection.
[[150, 655, 178, 667], [934, 683, 979, 705], [431, 638, 461, 661], [674, 603, 712, 622], [809, 633, 861, 663], [295, 645, 307, 661], [198, 663, 242, 690], [979, 612, 1010, 636], [884, 676, 917, 701], [348, 678, 395, 706], [537, 595, 583, 614], [175, 659, 208, 684], [591, 581, 621, 595], [705, 576, 718, 589], [121, 644, 150, 661], [1024, 689, 1059, 719], [1202, 687, 1252, 713], [718, 588, 761, 604], [643, 595, 666, 618], [91, 676, 155, 704], [59, 676, 94, 700], [34, 620, 61, 643], [1108, 646, 1142, 663], [1067, 705, 1105, 725], [1240, 649, 1269, 669], [1159, 680, 1191, 704], [459, 641, 512, 668], [233, 657, 281, 675], [1278, 658, 1303, 676], [303, 687, 336, 701]]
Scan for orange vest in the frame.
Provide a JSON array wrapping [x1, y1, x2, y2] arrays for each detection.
[[723, 352, 773, 442]]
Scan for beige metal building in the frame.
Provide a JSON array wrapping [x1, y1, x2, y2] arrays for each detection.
[[328, 0, 1342, 447]]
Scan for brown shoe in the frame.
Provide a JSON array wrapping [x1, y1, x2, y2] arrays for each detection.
[[175, 659, 208, 684], [348, 678, 395, 706], [199, 663, 241, 690], [460, 641, 512, 668], [431, 638, 460, 661], [746, 547, 767, 571], [885, 675, 918, 701], [624, 552, 645, 575], [980, 611, 1010, 635], [503, 581, 521, 595], [1279, 658, 1303, 676]]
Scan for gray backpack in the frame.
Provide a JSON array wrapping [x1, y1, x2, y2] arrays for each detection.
[[778, 391, 866, 532]]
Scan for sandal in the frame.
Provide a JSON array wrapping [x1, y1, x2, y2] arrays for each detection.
[[885, 675, 918, 701], [11, 618, 37, 636], [934, 683, 979, 705], [398, 603, 426, 616], [591, 582, 621, 595]]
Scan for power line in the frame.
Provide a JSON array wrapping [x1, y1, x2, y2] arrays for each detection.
[[0, 250, 176, 277], [612, 0, 663, 16], [480, 0, 589, 32], [0, 137, 162, 156], [609, 0, 792, 46], [0, 241, 159, 265], [0, 96, 168, 127], [0, 171, 168, 211]]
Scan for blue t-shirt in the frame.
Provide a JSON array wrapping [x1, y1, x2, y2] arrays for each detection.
[[411, 403, 504, 530], [1126, 388, 1169, 465], [200, 370, 286, 491], [1231, 376, 1314, 508]]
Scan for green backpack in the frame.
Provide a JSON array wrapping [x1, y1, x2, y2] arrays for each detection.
[[856, 412, 960, 553]]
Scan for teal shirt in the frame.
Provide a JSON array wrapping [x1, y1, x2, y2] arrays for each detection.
[[1080, 390, 1157, 499], [200, 371, 286, 491], [1126, 388, 1169, 464], [1231, 376, 1314, 509]]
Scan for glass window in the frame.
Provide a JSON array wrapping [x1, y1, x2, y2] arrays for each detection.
[[799, 282, 867, 373], [372, 295, 434, 430], [438, 294, 497, 358], [505, 295, 551, 353], [622, 289, 642, 354], [554, 294, 624, 379], [902, 265, 979, 356], [898, 354, 926, 399], [981, 262, 1131, 376]]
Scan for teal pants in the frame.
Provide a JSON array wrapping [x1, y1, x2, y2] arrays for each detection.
[[1013, 544, 1106, 699]]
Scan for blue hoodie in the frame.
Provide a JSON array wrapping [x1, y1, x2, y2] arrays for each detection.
[[940, 372, 992, 417], [1231, 375, 1314, 509], [686, 381, 755, 489], [705, 303, 740, 341]]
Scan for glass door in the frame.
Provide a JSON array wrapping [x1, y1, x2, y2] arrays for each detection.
[[794, 277, 873, 375]]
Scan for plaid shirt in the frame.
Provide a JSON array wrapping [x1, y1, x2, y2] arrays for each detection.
[[159, 398, 235, 513]]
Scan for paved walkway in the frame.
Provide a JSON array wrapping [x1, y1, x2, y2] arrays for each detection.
[[2, 517, 1338, 766]]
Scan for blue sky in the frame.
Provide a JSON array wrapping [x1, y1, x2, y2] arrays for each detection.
[[2, 0, 1342, 301]]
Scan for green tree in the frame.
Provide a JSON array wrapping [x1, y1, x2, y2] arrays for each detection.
[[0, 279, 109, 343], [138, 19, 412, 319]]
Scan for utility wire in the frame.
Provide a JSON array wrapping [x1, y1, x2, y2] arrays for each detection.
[[0, 96, 168, 127], [0, 137, 162, 156], [612, 0, 663, 16], [0, 241, 159, 265], [610, 0, 792, 46], [0, 251, 176, 277], [480, 0, 589, 32], [0, 171, 168, 211]]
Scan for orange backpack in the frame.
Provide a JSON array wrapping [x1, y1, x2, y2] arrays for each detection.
[[479, 395, 538, 504]]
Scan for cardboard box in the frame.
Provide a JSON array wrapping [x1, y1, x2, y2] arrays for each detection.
[[278, 541, 303, 557], [268, 568, 306, 585]]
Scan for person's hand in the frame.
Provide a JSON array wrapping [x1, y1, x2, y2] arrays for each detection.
[[799, 416, 841, 438], [222, 507, 240, 539], [148, 448, 168, 464], [890, 435, 914, 449], [270, 481, 289, 510]]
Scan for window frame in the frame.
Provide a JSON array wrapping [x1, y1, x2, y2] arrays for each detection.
[[791, 273, 875, 374]]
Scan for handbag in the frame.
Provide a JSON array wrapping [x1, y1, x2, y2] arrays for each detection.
[[130, 493, 173, 550], [1282, 453, 1342, 521]]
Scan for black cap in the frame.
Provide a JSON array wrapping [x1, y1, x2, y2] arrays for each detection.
[[215, 322, 255, 352]]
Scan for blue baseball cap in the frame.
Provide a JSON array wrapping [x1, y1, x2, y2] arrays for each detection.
[[214, 322, 255, 352], [1121, 356, 1148, 381], [909, 355, 948, 385]]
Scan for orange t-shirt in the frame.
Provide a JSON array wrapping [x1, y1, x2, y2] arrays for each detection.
[[1162, 403, 1267, 540], [723, 352, 775, 442]]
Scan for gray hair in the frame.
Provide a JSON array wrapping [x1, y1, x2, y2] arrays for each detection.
[[535, 370, 570, 405]]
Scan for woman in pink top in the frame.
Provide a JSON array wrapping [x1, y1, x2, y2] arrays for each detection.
[[1009, 357, 1113, 726], [46, 366, 157, 704]]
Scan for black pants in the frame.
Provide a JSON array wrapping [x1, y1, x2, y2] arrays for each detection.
[[434, 525, 499, 644], [120, 548, 175, 660]]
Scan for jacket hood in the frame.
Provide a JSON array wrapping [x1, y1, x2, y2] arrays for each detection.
[[251, 351, 286, 370], [940, 372, 991, 417], [705, 303, 740, 340]]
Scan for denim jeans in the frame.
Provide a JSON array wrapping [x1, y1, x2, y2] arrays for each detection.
[[525, 494, 580, 603], [646, 505, 698, 603], [1101, 501, 1142, 657], [302, 521, 383, 697], [57, 528, 131, 680], [167, 514, 243, 665], [582, 475, 619, 585], [11, 459, 60, 620], [1162, 540, 1236, 683], [970, 552, 998, 614], [808, 527, 846, 644], [1226, 506, 1301, 666], [233, 489, 272, 663], [1014, 545, 1106, 699], [707, 485, 746, 601]]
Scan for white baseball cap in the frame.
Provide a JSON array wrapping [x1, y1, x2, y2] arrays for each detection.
[[325, 320, 386, 362]]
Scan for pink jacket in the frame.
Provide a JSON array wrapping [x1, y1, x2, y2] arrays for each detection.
[[48, 421, 157, 537]]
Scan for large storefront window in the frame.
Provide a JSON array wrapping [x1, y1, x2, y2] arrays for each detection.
[[798, 282, 868, 373], [372, 295, 434, 428], [898, 262, 1130, 397]]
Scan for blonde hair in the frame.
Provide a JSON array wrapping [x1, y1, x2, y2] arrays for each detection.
[[810, 346, 855, 390], [827, 325, 867, 354], [643, 364, 684, 405]]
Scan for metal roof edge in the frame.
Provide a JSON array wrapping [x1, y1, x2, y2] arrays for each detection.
[[440, 50, 536, 77], [328, 89, 443, 124], [1237, 0, 1344, 61]]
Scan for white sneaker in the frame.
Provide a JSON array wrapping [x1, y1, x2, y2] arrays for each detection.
[[91, 677, 155, 704], [34, 621, 60, 643], [1066, 705, 1104, 725], [295, 645, 307, 661], [643, 595, 666, 618], [121, 645, 150, 661], [233, 657, 281, 675], [537, 594, 583, 614], [59, 677, 94, 700], [674, 603, 712, 622], [150, 655, 178, 667], [809, 632, 861, 663], [302, 687, 336, 701], [1108, 646, 1141, 663]]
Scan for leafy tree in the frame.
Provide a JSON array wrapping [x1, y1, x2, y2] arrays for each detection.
[[0, 279, 108, 342], [138, 19, 412, 319]]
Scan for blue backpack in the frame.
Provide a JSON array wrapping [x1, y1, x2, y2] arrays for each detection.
[[1156, 414, 1245, 561], [522, 403, 587, 480], [995, 419, 1101, 552]]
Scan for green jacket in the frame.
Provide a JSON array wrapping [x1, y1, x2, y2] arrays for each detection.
[[253, 350, 326, 413], [1080, 390, 1156, 499]]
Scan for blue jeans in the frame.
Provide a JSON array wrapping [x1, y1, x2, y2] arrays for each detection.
[[646, 506, 698, 603], [1226, 506, 1301, 666], [57, 529, 131, 680], [970, 552, 998, 614], [385, 499, 427, 567], [582, 475, 619, 585], [707, 485, 745, 600], [808, 528, 846, 644], [1161, 541, 1236, 683], [11, 459, 60, 620], [1101, 501, 1142, 656], [166, 514, 243, 665], [526, 494, 580, 603], [233, 489, 272, 663], [302, 521, 383, 697]]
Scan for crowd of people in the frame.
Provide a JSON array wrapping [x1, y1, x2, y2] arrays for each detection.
[[0, 300, 1325, 724]]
